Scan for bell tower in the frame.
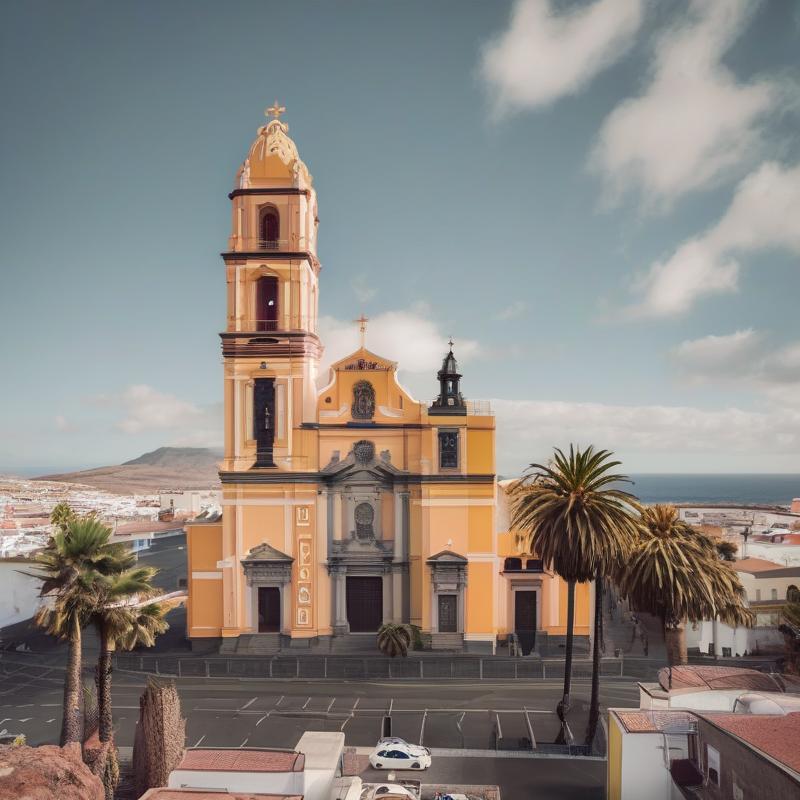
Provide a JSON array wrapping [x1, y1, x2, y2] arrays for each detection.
[[221, 104, 322, 472]]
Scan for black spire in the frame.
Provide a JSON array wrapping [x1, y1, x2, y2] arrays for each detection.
[[429, 339, 466, 415]]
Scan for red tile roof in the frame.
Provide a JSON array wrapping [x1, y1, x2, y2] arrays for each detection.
[[176, 748, 305, 773], [700, 712, 800, 774], [141, 791, 303, 800], [734, 557, 787, 573], [657, 665, 782, 692], [615, 710, 696, 733]]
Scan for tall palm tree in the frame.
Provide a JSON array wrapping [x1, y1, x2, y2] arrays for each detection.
[[32, 517, 130, 745], [618, 505, 753, 665], [92, 565, 167, 742], [510, 445, 640, 745]]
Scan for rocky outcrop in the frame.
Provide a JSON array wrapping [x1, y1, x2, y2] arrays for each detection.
[[0, 743, 104, 800]]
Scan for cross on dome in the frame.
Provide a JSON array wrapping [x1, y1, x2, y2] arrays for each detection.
[[448, 337, 454, 350], [265, 100, 286, 120]]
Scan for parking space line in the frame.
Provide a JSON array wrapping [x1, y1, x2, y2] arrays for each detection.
[[524, 709, 537, 749], [46, 718, 55, 723], [340, 715, 352, 732], [388, 698, 393, 715], [419, 709, 428, 745], [302, 697, 310, 709], [275, 695, 285, 708], [256, 715, 267, 726], [239, 738, 249, 747], [241, 697, 257, 710], [327, 698, 336, 713], [352, 697, 360, 711]]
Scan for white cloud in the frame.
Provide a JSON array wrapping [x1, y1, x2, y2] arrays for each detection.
[[492, 396, 800, 475], [480, 0, 643, 115], [591, 0, 780, 206], [91, 385, 221, 446], [351, 274, 377, 304], [318, 304, 479, 377], [673, 329, 800, 388], [495, 301, 527, 320], [632, 161, 800, 316], [54, 415, 77, 433]]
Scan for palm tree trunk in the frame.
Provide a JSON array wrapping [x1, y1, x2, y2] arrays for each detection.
[[98, 621, 114, 742], [585, 575, 603, 747], [664, 623, 688, 665], [60, 614, 83, 745], [556, 580, 576, 744]]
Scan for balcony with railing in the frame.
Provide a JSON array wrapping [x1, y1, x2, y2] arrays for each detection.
[[226, 237, 313, 254], [427, 399, 494, 416]]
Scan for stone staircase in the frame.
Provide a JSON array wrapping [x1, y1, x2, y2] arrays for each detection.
[[219, 633, 281, 656], [328, 633, 378, 653], [429, 632, 465, 651]]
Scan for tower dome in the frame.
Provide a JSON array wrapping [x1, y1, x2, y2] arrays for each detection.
[[429, 341, 466, 416]]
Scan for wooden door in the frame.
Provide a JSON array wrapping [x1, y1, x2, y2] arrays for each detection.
[[258, 587, 280, 632], [346, 576, 383, 632], [438, 594, 458, 633], [514, 591, 536, 655]]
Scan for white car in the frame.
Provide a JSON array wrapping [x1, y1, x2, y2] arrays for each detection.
[[360, 784, 419, 800], [368, 741, 431, 770]]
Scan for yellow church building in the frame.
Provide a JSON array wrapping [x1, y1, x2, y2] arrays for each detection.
[[185, 107, 591, 655]]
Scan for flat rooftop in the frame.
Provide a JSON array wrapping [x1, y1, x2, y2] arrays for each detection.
[[176, 748, 305, 773]]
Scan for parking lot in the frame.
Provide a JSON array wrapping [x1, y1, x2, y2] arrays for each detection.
[[0, 655, 639, 752]]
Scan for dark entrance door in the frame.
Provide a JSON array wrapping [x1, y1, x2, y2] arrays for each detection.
[[346, 576, 383, 632], [514, 591, 537, 655], [438, 594, 458, 633], [257, 587, 280, 632]]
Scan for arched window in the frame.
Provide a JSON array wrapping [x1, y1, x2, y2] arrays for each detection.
[[258, 207, 279, 249], [256, 276, 279, 331]]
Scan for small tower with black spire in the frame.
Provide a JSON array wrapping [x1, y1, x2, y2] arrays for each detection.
[[429, 339, 467, 415]]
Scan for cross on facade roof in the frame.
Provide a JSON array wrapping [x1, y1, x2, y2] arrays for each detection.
[[265, 100, 286, 120], [354, 314, 369, 348]]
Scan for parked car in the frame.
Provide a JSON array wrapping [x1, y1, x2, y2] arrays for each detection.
[[360, 783, 420, 800], [368, 741, 431, 770]]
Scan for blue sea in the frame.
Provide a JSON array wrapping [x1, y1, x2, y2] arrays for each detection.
[[622, 474, 800, 506]]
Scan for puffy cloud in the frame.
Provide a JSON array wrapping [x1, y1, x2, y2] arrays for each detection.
[[480, 0, 643, 115], [54, 415, 78, 433], [91, 385, 222, 446], [591, 0, 780, 206], [492, 396, 800, 474], [632, 161, 800, 316], [351, 274, 377, 304], [673, 329, 800, 388], [495, 301, 527, 320], [318, 305, 479, 377]]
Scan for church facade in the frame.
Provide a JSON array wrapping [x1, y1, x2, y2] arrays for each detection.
[[185, 110, 590, 654]]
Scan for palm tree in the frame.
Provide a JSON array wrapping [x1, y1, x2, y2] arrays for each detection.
[[618, 505, 753, 665], [510, 445, 640, 746], [377, 623, 411, 658], [33, 517, 130, 745], [716, 541, 738, 561], [93, 568, 168, 742]]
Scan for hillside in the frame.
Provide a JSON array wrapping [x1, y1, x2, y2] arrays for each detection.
[[35, 447, 222, 494]]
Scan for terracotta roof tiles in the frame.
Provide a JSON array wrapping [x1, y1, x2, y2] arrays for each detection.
[[176, 748, 304, 773]]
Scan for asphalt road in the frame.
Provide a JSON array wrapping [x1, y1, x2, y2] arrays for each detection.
[[0, 656, 638, 797]]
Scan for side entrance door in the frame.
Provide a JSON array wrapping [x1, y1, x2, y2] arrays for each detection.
[[438, 594, 458, 633], [514, 591, 537, 655], [258, 586, 281, 633]]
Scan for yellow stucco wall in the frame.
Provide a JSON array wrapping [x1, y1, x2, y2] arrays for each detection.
[[186, 522, 223, 638]]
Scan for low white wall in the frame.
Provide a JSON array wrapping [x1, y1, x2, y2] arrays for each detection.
[[0, 560, 42, 628]]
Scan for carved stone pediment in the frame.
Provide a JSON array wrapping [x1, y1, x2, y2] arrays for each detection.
[[241, 541, 293, 586], [427, 549, 468, 591], [321, 441, 405, 486]]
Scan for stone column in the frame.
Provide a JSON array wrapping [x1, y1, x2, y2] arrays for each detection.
[[332, 567, 348, 634], [382, 570, 393, 624], [333, 492, 343, 540]]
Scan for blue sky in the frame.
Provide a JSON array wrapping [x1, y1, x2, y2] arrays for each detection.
[[1, 0, 799, 475]]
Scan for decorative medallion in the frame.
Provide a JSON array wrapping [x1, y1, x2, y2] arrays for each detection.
[[351, 380, 376, 420], [353, 440, 375, 465], [354, 502, 375, 541]]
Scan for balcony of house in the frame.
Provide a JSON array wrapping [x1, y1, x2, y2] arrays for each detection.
[[426, 399, 494, 416]]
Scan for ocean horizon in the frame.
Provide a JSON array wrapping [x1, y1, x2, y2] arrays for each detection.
[[622, 474, 800, 506]]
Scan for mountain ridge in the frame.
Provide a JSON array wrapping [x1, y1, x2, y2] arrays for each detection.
[[35, 446, 222, 495]]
